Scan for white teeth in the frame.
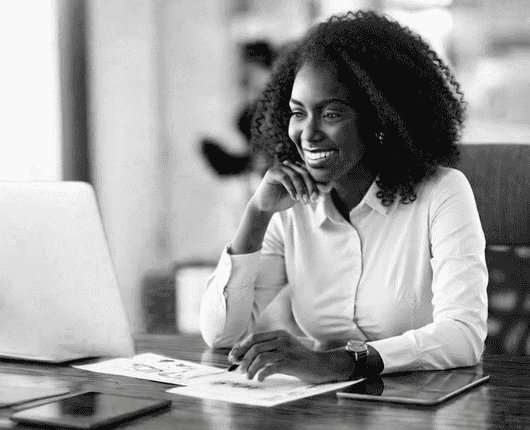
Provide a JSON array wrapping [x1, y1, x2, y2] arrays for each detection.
[[305, 150, 334, 161]]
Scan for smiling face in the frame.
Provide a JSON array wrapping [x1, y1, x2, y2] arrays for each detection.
[[288, 61, 370, 185]]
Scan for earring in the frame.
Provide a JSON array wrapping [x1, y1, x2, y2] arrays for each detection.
[[375, 131, 384, 144]]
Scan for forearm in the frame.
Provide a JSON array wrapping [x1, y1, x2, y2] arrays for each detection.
[[231, 200, 273, 255], [199, 273, 255, 348], [200, 242, 287, 348], [368, 317, 485, 374]]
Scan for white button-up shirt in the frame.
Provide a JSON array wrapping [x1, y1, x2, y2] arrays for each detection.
[[199, 167, 488, 374]]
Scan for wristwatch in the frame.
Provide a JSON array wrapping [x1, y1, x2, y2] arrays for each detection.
[[345, 340, 368, 378]]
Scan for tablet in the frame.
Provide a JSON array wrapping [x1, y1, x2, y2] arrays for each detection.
[[9, 392, 172, 429], [336, 368, 490, 406], [0, 387, 70, 408], [0, 350, 96, 364]]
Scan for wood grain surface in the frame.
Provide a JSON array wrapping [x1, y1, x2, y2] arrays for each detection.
[[0, 334, 528, 430]]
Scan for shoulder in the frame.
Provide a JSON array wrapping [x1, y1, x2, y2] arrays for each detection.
[[414, 167, 479, 220], [420, 166, 473, 199]]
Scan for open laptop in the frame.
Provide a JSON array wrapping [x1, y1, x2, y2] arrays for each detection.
[[0, 182, 134, 363]]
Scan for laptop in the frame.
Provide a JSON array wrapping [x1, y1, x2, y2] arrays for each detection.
[[0, 181, 135, 363]]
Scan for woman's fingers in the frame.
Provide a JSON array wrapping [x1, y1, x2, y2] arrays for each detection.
[[238, 338, 282, 374], [283, 161, 319, 202], [257, 161, 333, 212], [256, 362, 283, 382], [229, 331, 284, 362], [228, 331, 320, 383], [245, 351, 283, 380], [230, 331, 288, 380], [269, 168, 298, 201], [279, 161, 310, 202], [282, 161, 335, 202]]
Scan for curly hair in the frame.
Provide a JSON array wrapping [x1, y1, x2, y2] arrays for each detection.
[[251, 10, 466, 206]]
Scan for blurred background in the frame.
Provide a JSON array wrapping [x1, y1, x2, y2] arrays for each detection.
[[1, 0, 529, 337]]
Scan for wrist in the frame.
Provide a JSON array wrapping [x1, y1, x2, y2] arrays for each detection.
[[366, 345, 384, 376], [247, 197, 275, 218], [317, 345, 384, 382], [316, 350, 356, 383], [247, 196, 276, 216]]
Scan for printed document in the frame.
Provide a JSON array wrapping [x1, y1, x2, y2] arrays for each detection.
[[73, 353, 363, 407], [166, 369, 361, 407], [73, 353, 227, 385]]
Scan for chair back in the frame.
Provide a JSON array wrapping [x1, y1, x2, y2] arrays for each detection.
[[456, 143, 530, 355], [455, 143, 530, 245]]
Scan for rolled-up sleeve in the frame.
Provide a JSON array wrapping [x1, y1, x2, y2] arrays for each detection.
[[369, 170, 488, 374], [199, 213, 287, 348]]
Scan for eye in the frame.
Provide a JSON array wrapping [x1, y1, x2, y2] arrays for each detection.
[[323, 111, 342, 120], [290, 110, 305, 119]]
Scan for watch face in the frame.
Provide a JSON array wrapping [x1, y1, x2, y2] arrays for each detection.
[[347, 341, 367, 352]]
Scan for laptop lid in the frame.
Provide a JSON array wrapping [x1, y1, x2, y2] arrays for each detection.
[[0, 181, 134, 362]]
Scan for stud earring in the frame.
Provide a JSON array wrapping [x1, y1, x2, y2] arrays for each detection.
[[375, 131, 384, 144]]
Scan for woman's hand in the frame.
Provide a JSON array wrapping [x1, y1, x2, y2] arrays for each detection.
[[249, 161, 332, 214], [228, 330, 338, 384]]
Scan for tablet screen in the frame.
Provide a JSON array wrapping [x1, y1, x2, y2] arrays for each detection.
[[9, 392, 172, 429], [337, 369, 490, 405]]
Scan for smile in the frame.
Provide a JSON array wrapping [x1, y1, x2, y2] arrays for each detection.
[[303, 149, 338, 168], [305, 150, 336, 161]]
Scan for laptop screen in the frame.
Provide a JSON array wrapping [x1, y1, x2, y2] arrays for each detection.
[[0, 182, 134, 362]]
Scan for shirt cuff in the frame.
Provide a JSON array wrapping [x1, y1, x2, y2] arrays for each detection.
[[367, 334, 419, 374], [215, 244, 261, 293]]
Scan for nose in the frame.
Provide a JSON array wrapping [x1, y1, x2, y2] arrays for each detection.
[[301, 115, 323, 142]]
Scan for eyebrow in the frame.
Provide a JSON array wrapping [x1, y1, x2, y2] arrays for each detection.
[[289, 98, 350, 108]]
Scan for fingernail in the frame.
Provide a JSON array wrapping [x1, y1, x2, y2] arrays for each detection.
[[310, 192, 318, 202], [302, 194, 308, 204]]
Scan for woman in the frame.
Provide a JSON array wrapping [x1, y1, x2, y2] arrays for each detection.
[[199, 11, 488, 384]]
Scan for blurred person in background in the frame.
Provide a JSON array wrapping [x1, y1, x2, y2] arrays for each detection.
[[200, 10, 487, 383], [201, 40, 278, 178]]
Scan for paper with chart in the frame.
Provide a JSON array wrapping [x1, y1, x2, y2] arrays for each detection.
[[74, 352, 363, 406], [73, 353, 227, 385], [166, 370, 362, 407]]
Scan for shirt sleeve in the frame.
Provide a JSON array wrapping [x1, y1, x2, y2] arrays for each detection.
[[199, 213, 288, 348], [368, 169, 489, 374]]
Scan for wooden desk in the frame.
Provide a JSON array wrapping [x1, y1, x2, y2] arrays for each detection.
[[1, 334, 529, 430]]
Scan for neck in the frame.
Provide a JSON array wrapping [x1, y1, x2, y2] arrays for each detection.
[[332, 158, 378, 215]]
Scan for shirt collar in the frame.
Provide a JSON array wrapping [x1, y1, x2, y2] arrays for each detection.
[[311, 178, 391, 229]]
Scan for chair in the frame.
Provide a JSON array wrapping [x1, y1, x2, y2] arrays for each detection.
[[455, 143, 530, 355]]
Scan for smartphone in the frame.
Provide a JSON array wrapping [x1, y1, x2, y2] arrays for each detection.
[[9, 391, 172, 429]]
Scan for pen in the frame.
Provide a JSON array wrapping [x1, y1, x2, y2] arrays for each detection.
[[227, 363, 239, 372]]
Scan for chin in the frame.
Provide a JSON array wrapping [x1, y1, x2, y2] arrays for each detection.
[[307, 168, 334, 184]]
